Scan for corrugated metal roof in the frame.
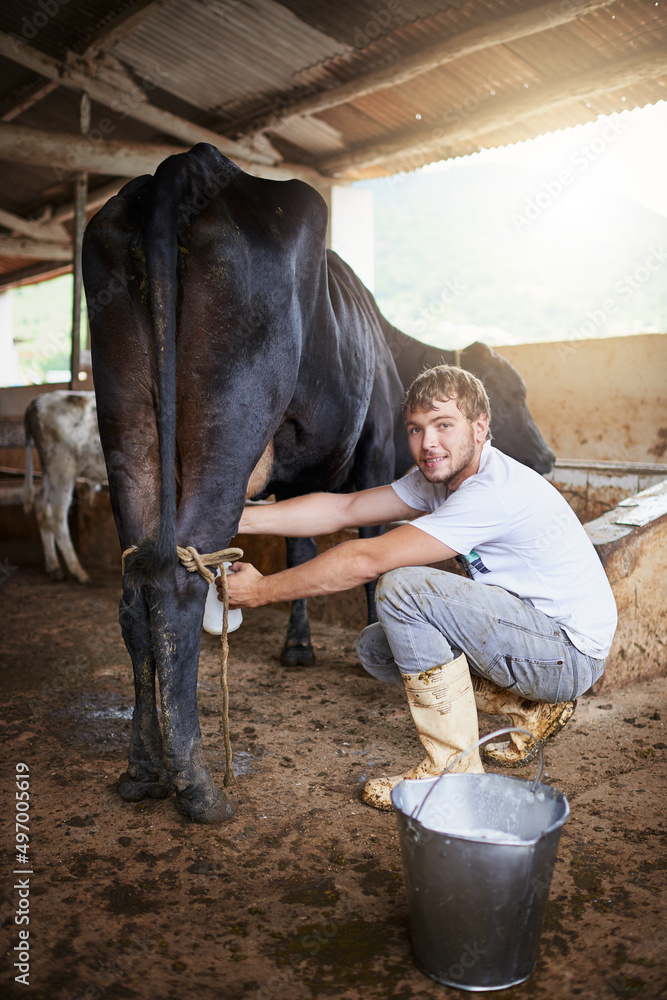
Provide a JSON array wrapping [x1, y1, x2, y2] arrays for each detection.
[[0, 0, 139, 60], [0, 0, 666, 283], [114, 0, 349, 117]]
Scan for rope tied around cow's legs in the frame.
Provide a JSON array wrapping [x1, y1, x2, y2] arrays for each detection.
[[122, 543, 244, 788]]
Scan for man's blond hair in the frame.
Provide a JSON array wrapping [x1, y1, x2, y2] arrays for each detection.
[[402, 364, 492, 439]]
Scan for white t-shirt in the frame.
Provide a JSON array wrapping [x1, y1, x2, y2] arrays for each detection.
[[391, 441, 617, 659]]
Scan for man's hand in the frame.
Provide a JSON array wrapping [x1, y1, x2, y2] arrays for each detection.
[[216, 562, 266, 609]]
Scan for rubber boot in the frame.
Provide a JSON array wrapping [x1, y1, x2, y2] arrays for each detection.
[[362, 653, 484, 812], [472, 674, 576, 767]]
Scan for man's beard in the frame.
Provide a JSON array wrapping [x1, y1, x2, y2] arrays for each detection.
[[421, 434, 477, 487]]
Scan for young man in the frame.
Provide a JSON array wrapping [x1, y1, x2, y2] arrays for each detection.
[[220, 365, 617, 810]]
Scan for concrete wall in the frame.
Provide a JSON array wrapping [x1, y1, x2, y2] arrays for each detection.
[[546, 466, 666, 523], [496, 333, 667, 464], [586, 493, 667, 690]]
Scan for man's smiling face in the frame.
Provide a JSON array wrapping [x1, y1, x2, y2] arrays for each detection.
[[406, 396, 489, 490]]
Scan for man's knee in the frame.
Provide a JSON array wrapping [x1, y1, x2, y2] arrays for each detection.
[[355, 622, 403, 687], [375, 568, 402, 606], [376, 566, 426, 606], [376, 566, 441, 622], [355, 622, 376, 665], [356, 621, 391, 666]]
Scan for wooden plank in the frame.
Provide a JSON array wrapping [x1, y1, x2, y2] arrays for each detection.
[[0, 466, 38, 477], [615, 481, 667, 527]]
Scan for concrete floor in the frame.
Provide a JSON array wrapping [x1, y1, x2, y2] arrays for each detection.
[[1, 567, 666, 1000]]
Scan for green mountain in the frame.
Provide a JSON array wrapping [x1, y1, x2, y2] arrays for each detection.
[[362, 161, 667, 347]]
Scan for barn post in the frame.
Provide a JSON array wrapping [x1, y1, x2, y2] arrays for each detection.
[[70, 92, 90, 391], [70, 168, 88, 390], [313, 179, 375, 292], [329, 184, 375, 291]]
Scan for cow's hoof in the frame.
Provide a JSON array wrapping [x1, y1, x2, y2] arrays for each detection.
[[49, 568, 65, 582], [118, 770, 173, 801], [280, 640, 315, 667], [174, 780, 235, 824]]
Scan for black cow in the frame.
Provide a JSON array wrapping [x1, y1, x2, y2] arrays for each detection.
[[82, 144, 405, 822], [83, 144, 554, 823]]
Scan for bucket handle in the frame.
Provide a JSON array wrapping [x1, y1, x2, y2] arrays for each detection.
[[411, 727, 544, 821]]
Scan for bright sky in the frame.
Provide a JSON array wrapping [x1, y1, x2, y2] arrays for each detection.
[[425, 100, 667, 218]]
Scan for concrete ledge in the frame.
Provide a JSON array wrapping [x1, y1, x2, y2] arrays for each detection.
[[548, 459, 667, 522], [586, 481, 667, 689]]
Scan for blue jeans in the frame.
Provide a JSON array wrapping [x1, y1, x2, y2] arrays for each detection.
[[357, 567, 605, 702]]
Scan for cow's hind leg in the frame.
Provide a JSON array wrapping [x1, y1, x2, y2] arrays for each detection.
[[359, 526, 384, 626], [34, 493, 63, 580], [281, 537, 317, 667], [118, 582, 172, 800], [152, 573, 235, 824], [49, 477, 91, 584], [364, 579, 379, 625]]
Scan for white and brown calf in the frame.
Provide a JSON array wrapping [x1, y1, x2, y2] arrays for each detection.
[[23, 390, 107, 583]]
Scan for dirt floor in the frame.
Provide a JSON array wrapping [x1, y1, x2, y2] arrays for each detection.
[[1, 566, 666, 1000]]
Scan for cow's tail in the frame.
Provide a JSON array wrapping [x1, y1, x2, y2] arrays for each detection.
[[23, 404, 35, 514], [143, 182, 180, 575]]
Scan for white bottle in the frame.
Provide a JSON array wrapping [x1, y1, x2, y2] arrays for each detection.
[[203, 563, 243, 635]]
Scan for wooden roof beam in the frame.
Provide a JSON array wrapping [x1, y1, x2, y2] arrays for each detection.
[[0, 262, 71, 291], [240, 0, 620, 134], [0, 235, 71, 260], [52, 180, 127, 223], [0, 122, 186, 177], [0, 122, 327, 185], [318, 46, 667, 175], [0, 206, 69, 243], [0, 80, 59, 122], [0, 31, 278, 166]]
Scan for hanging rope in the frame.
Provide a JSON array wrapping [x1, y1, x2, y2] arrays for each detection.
[[122, 543, 244, 788]]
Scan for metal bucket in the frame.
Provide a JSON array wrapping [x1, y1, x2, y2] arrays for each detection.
[[391, 728, 569, 992]]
